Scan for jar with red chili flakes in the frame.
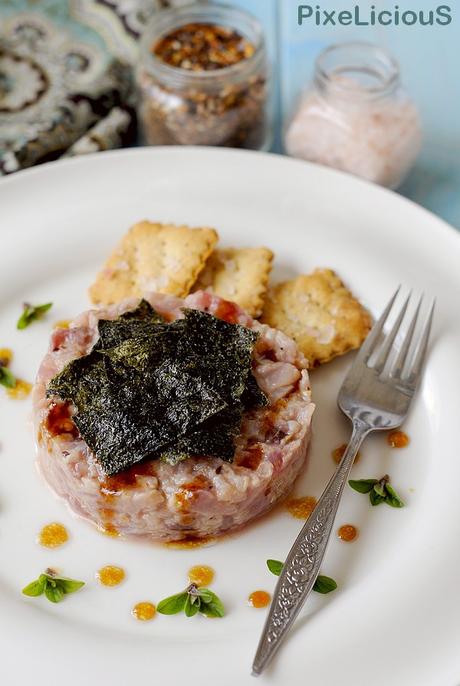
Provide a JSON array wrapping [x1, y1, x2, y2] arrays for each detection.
[[136, 3, 271, 150]]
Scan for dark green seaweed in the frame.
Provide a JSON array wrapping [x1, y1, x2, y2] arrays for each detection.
[[47, 301, 267, 475]]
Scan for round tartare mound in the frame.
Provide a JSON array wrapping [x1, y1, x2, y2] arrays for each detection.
[[34, 291, 315, 542]]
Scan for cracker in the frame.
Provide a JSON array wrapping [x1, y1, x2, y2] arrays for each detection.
[[261, 269, 372, 367], [193, 247, 273, 317], [89, 221, 218, 304]]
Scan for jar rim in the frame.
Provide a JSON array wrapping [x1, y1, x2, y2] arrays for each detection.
[[314, 41, 401, 99], [139, 2, 266, 88]]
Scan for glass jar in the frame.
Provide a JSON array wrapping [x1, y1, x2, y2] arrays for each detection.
[[285, 42, 422, 189], [137, 2, 270, 150]]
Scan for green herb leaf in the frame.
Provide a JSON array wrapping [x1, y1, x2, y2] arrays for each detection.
[[373, 482, 386, 498], [199, 590, 225, 618], [22, 572, 84, 603], [313, 575, 338, 594], [385, 484, 405, 508], [0, 366, 16, 389], [348, 479, 378, 494], [369, 489, 385, 506], [266, 560, 337, 594], [59, 578, 86, 594], [266, 559, 284, 576], [22, 577, 47, 597], [44, 584, 65, 603], [184, 594, 200, 617], [157, 592, 188, 615], [350, 475, 404, 509], [197, 588, 215, 604], [157, 586, 225, 619], [17, 302, 53, 330]]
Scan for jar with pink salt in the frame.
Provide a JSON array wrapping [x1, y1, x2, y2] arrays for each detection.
[[285, 42, 422, 189]]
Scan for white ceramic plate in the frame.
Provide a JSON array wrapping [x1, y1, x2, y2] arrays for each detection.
[[1, 148, 460, 686]]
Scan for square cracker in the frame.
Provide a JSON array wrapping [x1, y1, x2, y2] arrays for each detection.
[[193, 247, 273, 317], [89, 221, 218, 305], [261, 269, 372, 367]]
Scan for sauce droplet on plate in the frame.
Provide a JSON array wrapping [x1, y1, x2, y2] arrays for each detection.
[[338, 524, 358, 542], [38, 522, 69, 548], [188, 565, 215, 587], [388, 430, 410, 448], [248, 591, 271, 608], [98, 523, 119, 538], [132, 602, 156, 621], [164, 536, 215, 550], [285, 496, 317, 519], [0, 348, 13, 365], [332, 444, 361, 464], [53, 320, 71, 330], [96, 565, 125, 587], [7, 379, 32, 400]]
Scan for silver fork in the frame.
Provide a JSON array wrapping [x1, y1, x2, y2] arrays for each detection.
[[252, 288, 435, 676]]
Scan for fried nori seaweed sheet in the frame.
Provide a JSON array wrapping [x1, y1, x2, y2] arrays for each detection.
[[47, 300, 267, 474]]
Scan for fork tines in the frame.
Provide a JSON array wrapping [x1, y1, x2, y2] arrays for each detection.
[[355, 288, 435, 386]]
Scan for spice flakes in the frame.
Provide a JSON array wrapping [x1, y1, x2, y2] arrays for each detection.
[[154, 23, 255, 72], [138, 17, 268, 149]]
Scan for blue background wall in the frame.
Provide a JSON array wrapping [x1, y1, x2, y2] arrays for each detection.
[[227, 0, 460, 228]]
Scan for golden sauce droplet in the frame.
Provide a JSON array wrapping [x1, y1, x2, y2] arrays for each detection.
[[96, 565, 125, 587], [97, 507, 119, 537], [338, 524, 359, 542], [132, 602, 156, 621], [164, 536, 215, 550], [7, 378, 32, 400], [188, 565, 215, 587], [53, 320, 71, 330], [38, 522, 69, 548], [388, 430, 410, 448], [332, 444, 361, 465], [98, 524, 119, 538], [285, 496, 317, 519], [0, 348, 13, 365], [248, 591, 271, 608]]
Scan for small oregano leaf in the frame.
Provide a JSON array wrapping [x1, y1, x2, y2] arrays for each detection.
[[184, 594, 200, 617], [44, 585, 65, 603], [157, 592, 188, 615], [22, 571, 85, 603], [17, 302, 53, 330], [369, 489, 385, 506], [22, 578, 46, 597], [313, 575, 338, 594], [385, 484, 405, 508], [0, 366, 16, 389], [266, 559, 284, 576], [348, 479, 378, 494], [59, 578, 86, 594]]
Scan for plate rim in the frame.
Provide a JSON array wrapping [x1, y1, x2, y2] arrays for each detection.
[[2, 146, 460, 686], [1, 145, 459, 249]]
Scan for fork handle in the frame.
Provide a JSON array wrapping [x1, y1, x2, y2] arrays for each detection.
[[252, 418, 370, 676]]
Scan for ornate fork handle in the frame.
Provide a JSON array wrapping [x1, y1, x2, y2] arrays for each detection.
[[252, 418, 370, 676]]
